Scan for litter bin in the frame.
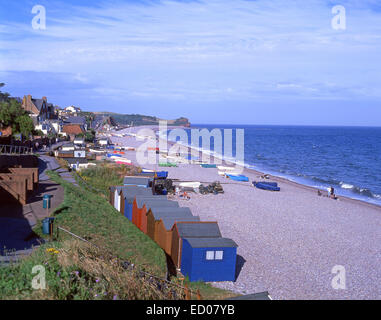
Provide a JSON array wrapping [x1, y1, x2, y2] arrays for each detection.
[[42, 217, 55, 235], [43, 194, 52, 209]]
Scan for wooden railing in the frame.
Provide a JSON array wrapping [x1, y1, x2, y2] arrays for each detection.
[[0, 145, 33, 155]]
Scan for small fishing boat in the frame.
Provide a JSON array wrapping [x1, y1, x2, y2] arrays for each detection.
[[253, 181, 280, 191], [159, 162, 177, 167], [107, 153, 122, 158], [115, 159, 132, 165], [141, 168, 155, 173], [218, 170, 242, 176], [200, 164, 217, 168], [89, 148, 105, 153], [226, 174, 249, 182], [179, 181, 201, 190], [217, 166, 237, 171]]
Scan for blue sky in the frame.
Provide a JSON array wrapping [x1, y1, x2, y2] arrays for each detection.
[[0, 0, 381, 125]]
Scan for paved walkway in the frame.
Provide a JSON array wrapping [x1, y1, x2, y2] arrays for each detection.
[[0, 156, 64, 260]]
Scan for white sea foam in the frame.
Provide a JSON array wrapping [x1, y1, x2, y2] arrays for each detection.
[[340, 183, 354, 189]]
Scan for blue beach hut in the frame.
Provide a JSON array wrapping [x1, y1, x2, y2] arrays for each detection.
[[181, 237, 238, 282]]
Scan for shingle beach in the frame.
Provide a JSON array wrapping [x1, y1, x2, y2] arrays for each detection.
[[109, 126, 381, 300]]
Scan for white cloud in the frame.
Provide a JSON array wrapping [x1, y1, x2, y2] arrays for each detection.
[[1, 0, 381, 103]]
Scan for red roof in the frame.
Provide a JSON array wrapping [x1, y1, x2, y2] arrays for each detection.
[[62, 124, 85, 135]]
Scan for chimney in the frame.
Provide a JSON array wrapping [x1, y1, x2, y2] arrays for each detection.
[[42, 96, 47, 101]]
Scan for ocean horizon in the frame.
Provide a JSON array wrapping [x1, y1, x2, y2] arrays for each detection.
[[163, 124, 381, 206]]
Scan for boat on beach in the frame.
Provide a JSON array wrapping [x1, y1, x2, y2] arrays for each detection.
[[226, 174, 249, 182], [253, 181, 280, 191], [217, 166, 237, 171], [201, 164, 217, 168]]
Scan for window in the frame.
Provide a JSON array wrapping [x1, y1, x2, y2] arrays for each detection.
[[215, 251, 224, 260], [206, 250, 224, 261], [206, 251, 214, 260]]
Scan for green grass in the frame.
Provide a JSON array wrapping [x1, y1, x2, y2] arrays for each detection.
[[45, 170, 167, 276], [0, 164, 237, 300]]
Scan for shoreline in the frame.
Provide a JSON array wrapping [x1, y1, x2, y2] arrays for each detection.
[[155, 127, 381, 210], [109, 125, 381, 210]]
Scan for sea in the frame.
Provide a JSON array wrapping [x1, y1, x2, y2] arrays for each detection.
[[162, 124, 381, 207]]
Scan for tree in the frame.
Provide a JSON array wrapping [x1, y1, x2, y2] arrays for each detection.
[[17, 114, 35, 137], [0, 83, 10, 103], [0, 86, 34, 138]]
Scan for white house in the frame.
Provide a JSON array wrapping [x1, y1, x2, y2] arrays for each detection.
[[74, 150, 86, 158], [73, 137, 85, 145], [98, 138, 109, 146], [65, 106, 81, 114], [61, 144, 75, 152]]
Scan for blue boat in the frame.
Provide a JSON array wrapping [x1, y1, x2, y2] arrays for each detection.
[[201, 164, 217, 168], [253, 181, 280, 191], [106, 153, 122, 158], [226, 174, 249, 182], [155, 171, 168, 179]]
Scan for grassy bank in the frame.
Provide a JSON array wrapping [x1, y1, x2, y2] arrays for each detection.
[[0, 163, 236, 300]]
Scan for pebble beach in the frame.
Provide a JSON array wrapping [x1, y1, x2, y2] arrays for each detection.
[[108, 126, 381, 300]]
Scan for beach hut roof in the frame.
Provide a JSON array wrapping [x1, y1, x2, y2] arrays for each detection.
[[121, 186, 152, 199], [184, 237, 238, 248], [175, 222, 222, 238], [123, 176, 151, 185], [151, 207, 193, 220], [160, 216, 200, 230], [137, 198, 178, 208]]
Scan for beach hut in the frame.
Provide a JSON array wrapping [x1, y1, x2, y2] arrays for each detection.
[[171, 221, 222, 270], [123, 176, 152, 188], [138, 199, 179, 234], [181, 237, 238, 282], [156, 216, 200, 255], [132, 197, 178, 230], [146, 207, 193, 241], [121, 187, 154, 220], [110, 186, 124, 212]]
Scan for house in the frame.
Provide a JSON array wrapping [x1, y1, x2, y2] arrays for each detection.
[[146, 207, 193, 242], [61, 143, 75, 152], [73, 149, 86, 158], [181, 237, 238, 282], [64, 116, 87, 131], [34, 121, 56, 135], [97, 138, 109, 147], [66, 158, 91, 171], [65, 106, 81, 114], [132, 197, 178, 232], [73, 136, 85, 146], [21, 95, 56, 123], [55, 150, 74, 158], [62, 124, 85, 141], [0, 125, 12, 137], [156, 216, 200, 255], [171, 221, 222, 270]]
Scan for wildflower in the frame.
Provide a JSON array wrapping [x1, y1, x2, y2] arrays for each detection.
[[113, 295, 118, 300], [57, 271, 61, 277], [95, 278, 99, 283]]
